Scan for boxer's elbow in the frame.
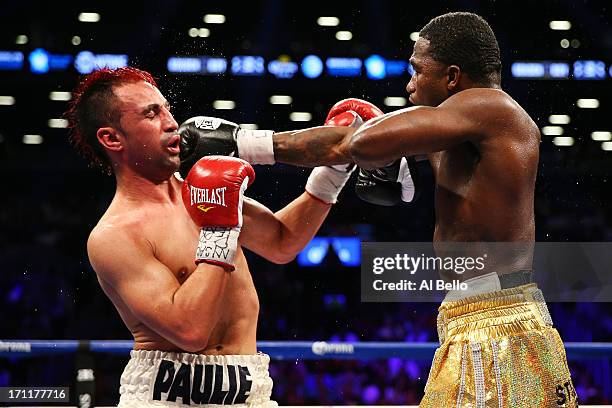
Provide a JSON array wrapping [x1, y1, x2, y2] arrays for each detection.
[[349, 128, 387, 169], [265, 249, 296, 265], [174, 325, 212, 352]]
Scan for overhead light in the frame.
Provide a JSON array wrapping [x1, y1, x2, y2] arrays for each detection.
[[269, 95, 292, 105], [48, 118, 68, 128], [549, 20, 571, 30], [240, 124, 258, 130], [591, 131, 612, 141], [204, 14, 226, 24], [71, 36, 81, 46], [15, 35, 28, 45], [384, 97, 407, 107], [602, 142, 612, 151], [0, 96, 15, 105], [49, 91, 71, 101], [542, 126, 564, 136], [23, 134, 43, 144], [560, 39, 569, 48], [409, 32, 419, 41], [198, 28, 210, 37], [213, 100, 235, 110], [548, 115, 570, 125], [290, 112, 312, 122], [576, 98, 599, 109], [570, 39, 581, 48], [552, 136, 574, 146], [78, 12, 100, 23], [317, 17, 340, 27], [335, 31, 352, 41]]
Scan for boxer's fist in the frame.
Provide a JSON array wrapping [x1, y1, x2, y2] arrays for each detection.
[[355, 157, 420, 206], [325, 98, 384, 124], [182, 156, 255, 270], [179, 117, 240, 178]]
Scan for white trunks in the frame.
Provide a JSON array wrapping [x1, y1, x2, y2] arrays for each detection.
[[118, 350, 277, 407]]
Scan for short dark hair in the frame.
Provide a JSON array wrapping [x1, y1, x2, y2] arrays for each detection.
[[419, 12, 502, 83], [65, 67, 157, 174]]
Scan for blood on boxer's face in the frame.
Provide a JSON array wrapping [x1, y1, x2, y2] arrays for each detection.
[[406, 38, 451, 107], [113, 81, 181, 175]]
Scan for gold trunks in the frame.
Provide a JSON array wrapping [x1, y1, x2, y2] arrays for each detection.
[[420, 284, 577, 408]]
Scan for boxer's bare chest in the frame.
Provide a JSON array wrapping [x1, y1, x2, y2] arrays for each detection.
[[136, 203, 260, 346]]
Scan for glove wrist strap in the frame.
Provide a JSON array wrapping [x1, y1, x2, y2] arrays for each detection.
[[305, 166, 354, 204], [195, 227, 240, 271], [237, 129, 275, 165]]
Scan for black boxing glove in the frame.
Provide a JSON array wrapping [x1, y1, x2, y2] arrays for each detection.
[[179, 116, 275, 177], [355, 157, 420, 206]]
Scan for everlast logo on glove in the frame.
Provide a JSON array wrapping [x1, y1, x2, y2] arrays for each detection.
[[151, 360, 252, 404], [190, 186, 227, 208], [193, 117, 221, 130]]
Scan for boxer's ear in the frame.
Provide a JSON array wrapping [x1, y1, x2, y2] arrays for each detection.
[[446, 65, 461, 92], [97, 127, 123, 152]]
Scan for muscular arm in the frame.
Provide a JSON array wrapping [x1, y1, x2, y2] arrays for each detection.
[[273, 126, 356, 167], [88, 228, 229, 352], [239, 195, 331, 264], [349, 90, 494, 169]]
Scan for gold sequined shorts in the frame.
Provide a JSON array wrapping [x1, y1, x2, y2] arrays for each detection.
[[420, 284, 577, 408]]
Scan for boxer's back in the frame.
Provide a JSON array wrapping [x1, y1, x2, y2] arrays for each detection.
[[89, 177, 259, 355]]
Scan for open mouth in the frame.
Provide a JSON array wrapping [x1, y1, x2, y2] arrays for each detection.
[[166, 135, 181, 154]]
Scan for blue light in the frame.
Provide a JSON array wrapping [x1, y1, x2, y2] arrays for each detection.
[[323, 294, 346, 308], [573, 60, 606, 80], [407, 63, 415, 76], [549, 63, 570, 78], [0, 51, 24, 70], [75, 51, 96, 74], [511, 62, 545, 78], [231, 56, 265, 76], [96, 54, 128, 70], [268, 60, 298, 79], [301, 55, 323, 78], [204, 57, 227, 74], [365, 55, 386, 79], [297, 237, 329, 266], [29, 48, 49, 74], [48, 54, 72, 71], [167, 57, 201, 73], [330, 237, 361, 266], [75, 51, 128, 74], [386, 60, 408, 77], [326, 57, 362, 77]]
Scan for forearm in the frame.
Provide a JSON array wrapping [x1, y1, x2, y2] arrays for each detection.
[[272, 192, 331, 261], [163, 264, 229, 349], [273, 126, 355, 167]]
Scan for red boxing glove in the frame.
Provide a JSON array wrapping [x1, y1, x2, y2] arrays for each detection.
[[182, 156, 255, 270], [325, 98, 384, 124], [325, 110, 362, 127]]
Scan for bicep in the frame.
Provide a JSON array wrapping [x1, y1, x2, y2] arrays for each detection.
[[349, 104, 482, 168], [89, 232, 180, 332]]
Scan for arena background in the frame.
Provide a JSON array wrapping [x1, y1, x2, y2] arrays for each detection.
[[0, 0, 611, 405]]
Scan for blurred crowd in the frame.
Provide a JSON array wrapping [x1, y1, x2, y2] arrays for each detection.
[[0, 157, 611, 404]]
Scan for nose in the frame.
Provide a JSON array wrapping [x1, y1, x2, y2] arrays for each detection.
[[406, 75, 416, 95], [162, 107, 179, 132]]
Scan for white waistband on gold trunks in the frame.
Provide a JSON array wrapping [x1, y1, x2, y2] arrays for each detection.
[[443, 271, 502, 302], [118, 350, 277, 407]]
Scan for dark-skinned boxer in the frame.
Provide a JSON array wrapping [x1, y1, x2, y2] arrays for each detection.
[[181, 12, 576, 408]]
